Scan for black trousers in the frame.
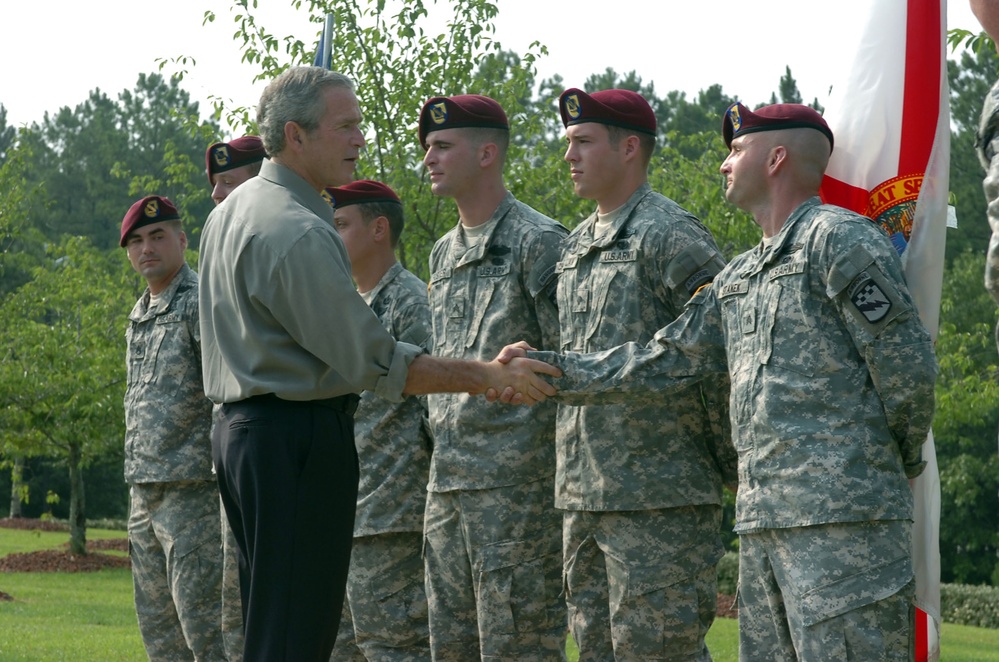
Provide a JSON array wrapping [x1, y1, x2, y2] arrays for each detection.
[[213, 394, 359, 662]]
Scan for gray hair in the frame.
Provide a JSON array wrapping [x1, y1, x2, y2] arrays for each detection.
[[257, 67, 355, 155]]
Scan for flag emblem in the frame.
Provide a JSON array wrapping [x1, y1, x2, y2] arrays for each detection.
[[564, 93, 581, 120], [849, 275, 892, 323], [869, 174, 923, 253], [143, 200, 159, 218], [430, 102, 449, 125]]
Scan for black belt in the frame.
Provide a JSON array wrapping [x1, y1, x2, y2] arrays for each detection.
[[242, 392, 360, 416]]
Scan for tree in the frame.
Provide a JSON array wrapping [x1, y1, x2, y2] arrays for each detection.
[[199, 0, 546, 277], [947, 45, 997, 261], [19, 74, 218, 251], [0, 104, 16, 165], [932, 250, 999, 585], [0, 237, 133, 553], [777, 66, 803, 104]]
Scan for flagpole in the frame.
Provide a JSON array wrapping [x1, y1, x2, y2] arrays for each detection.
[[321, 13, 335, 70], [313, 13, 335, 69]]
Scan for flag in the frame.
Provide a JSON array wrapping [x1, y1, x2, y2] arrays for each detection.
[[819, 1, 947, 660], [313, 13, 335, 69]]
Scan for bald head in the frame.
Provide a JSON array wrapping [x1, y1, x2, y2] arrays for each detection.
[[779, 127, 832, 190]]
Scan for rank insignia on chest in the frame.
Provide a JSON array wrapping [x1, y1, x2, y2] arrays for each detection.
[[555, 257, 577, 273]]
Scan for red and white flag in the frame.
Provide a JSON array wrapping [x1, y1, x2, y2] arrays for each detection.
[[819, 1, 947, 660]]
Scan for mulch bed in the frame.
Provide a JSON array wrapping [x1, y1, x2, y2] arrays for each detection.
[[716, 592, 738, 618], [0, 517, 130, 578]]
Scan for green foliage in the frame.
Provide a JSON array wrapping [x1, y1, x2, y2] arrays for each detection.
[[716, 551, 739, 596], [0, 237, 134, 552], [208, 0, 547, 276], [17, 73, 217, 251], [948, 28, 997, 59], [0, 104, 16, 164], [652, 130, 758, 258], [946, 46, 997, 261], [0, 138, 48, 297], [933, 251, 999, 586], [942, 583, 999, 629]]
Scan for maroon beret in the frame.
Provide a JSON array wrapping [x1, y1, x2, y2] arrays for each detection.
[[559, 88, 657, 136], [205, 135, 266, 184], [120, 195, 180, 247], [324, 179, 402, 209], [723, 102, 834, 150], [418, 94, 509, 148]]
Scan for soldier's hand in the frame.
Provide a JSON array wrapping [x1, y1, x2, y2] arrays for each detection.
[[482, 355, 560, 406], [494, 341, 534, 364]]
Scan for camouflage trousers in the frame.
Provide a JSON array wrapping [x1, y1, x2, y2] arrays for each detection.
[[129, 480, 226, 661], [737, 520, 915, 662], [221, 497, 244, 662], [564, 506, 722, 662], [423, 477, 567, 661], [331, 531, 430, 661]]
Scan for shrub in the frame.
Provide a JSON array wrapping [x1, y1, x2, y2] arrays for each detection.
[[941, 583, 999, 629], [717, 551, 739, 596]]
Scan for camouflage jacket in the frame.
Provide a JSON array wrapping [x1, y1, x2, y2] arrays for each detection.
[[427, 192, 566, 491], [976, 78, 999, 307], [554, 183, 735, 510], [354, 262, 433, 536], [124, 263, 213, 483], [541, 198, 937, 532]]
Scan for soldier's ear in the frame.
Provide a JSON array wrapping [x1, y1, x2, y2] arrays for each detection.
[[372, 216, 389, 242]]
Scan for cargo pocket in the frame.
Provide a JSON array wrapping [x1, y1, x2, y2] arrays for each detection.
[[476, 533, 561, 636], [796, 555, 912, 627]]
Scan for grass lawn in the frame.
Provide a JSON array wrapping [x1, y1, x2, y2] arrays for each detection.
[[0, 568, 145, 660], [3, 526, 999, 661]]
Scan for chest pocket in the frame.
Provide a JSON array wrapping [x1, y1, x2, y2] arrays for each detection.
[[431, 262, 513, 353], [563, 248, 643, 351], [128, 312, 183, 386], [762, 262, 822, 377]]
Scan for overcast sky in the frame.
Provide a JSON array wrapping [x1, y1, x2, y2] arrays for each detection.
[[0, 0, 983, 131]]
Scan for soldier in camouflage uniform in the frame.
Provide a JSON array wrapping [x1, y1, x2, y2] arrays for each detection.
[[324, 180, 432, 661], [122, 195, 225, 661], [500, 103, 937, 661], [205, 134, 266, 662], [973, 2, 999, 315], [554, 87, 735, 661], [418, 94, 568, 660]]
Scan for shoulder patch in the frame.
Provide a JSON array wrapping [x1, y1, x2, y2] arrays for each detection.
[[528, 247, 562, 301], [666, 239, 726, 295], [848, 273, 892, 324]]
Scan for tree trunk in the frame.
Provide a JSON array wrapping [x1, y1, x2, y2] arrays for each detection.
[[9, 456, 25, 518], [67, 441, 87, 555]]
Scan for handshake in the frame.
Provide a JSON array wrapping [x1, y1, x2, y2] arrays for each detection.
[[480, 341, 560, 406], [405, 341, 561, 404]]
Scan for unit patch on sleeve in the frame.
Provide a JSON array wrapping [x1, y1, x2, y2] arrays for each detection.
[[848, 273, 892, 324]]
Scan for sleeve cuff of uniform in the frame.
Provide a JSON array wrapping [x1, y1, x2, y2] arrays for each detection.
[[373, 341, 425, 402], [904, 460, 926, 480]]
